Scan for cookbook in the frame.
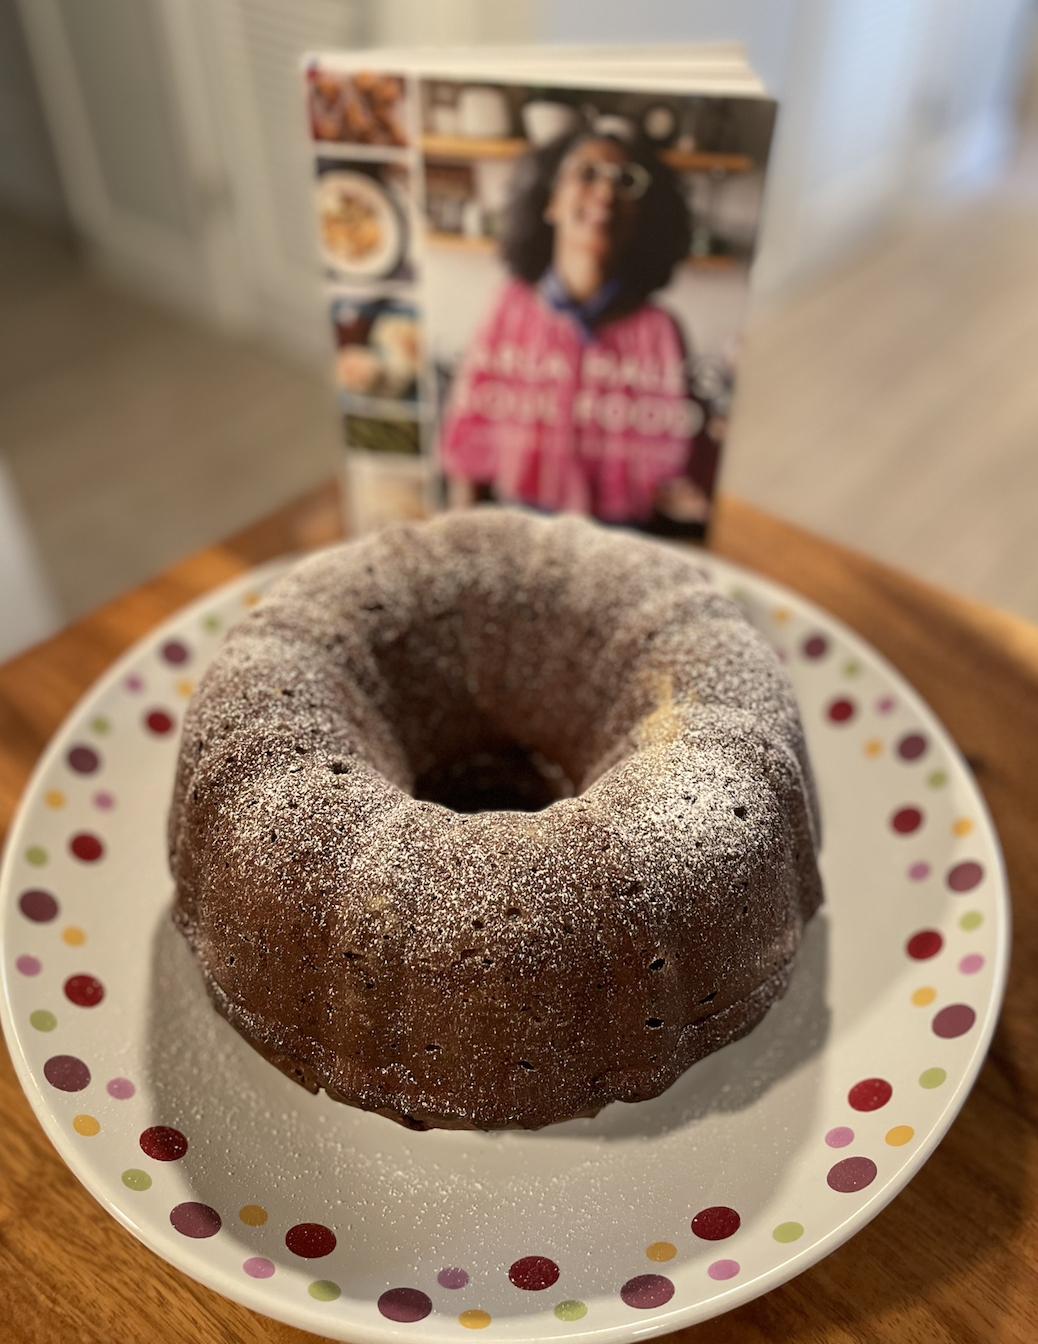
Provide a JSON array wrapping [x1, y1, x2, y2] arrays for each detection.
[[303, 45, 776, 539]]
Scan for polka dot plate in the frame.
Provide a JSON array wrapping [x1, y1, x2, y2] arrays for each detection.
[[0, 553, 1009, 1342]]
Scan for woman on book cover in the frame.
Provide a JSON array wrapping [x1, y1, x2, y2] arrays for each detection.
[[439, 127, 715, 531]]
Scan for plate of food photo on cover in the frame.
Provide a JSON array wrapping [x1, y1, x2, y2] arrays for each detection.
[[0, 549, 1008, 1343]]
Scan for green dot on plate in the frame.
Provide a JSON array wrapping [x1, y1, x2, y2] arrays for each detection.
[[773, 1221, 804, 1243], [25, 845, 47, 866], [121, 1168, 152, 1191], [202, 613, 221, 632], [91, 716, 111, 735], [927, 769, 948, 788], [842, 659, 861, 677], [554, 1301, 588, 1322], [308, 1280, 341, 1302], [919, 1067, 947, 1089], [30, 1009, 57, 1032], [959, 910, 983, 931]]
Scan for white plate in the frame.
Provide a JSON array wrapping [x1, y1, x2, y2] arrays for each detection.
[[0, 553, 1009, 1342], [317, 169, 405, 279]]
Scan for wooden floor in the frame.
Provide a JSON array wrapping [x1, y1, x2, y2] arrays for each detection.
[[2, 156, 1037, 628]]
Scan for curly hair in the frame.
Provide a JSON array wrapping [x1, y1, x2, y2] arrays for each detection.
[[499, 131, 691, 311]]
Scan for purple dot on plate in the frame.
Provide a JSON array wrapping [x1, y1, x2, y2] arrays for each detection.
[[933, 1003, 976, 1038], [170, 1202, 221, 1238], [802, 634, 828, 660], [44, 1054, 91, 1092], [827, 1157, 877, 1193], [620, 1274, 675, 1309], [947, 861, 983, 893], [125, 674, 144, 692], [825, 1126, 854, 1148], [107, 1077, 135, 1100], [243, 1257, 275, 1279], [959, 954, 984, 975], [707, 1260, 740, 1281], [93, 791, 115, 811], [378, 1288, 432, 1323], [161, 639, 190, 666], [67, 745, 100, 774], [19, 889, 58, 923], [897, 733, 928, 761], [908, 861, 931, 881], [437, 1267, 470, 1290], [16, 955, 41, 976], [876, 695, 896, 714]]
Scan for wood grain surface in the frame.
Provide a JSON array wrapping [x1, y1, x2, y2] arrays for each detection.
[[1, 483, 1035, 1344]]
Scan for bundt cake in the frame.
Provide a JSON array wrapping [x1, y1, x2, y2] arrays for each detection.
[[168, 508, 823, 1130]]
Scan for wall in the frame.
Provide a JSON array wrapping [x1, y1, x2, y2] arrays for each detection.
[[0, 0, 66, 222]]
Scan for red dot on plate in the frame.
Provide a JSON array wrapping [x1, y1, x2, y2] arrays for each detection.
[[19, 889, 58, 922], [170, 1202, 221, 1238], [691, 1205, 741, 1240], [847, 1078, 892, 1111], [827, 1156, 877, 1193], [285, 1223, 337, 1258], [378, 1288, 432, 1323], [891, 807, 923, 835], [947, 861, 983, 893], [827, 698, 856, 724], [161, 639, 190, 665], [146, 709, 174, 735], [897, 732, 928, 761], [933, 1004, 976, 1038], [620, 1274, 675, 1309], [69, 832, 104, 862], [802, 634, 828, 659], [64, 973, 105, 1007], [140, 1125, 188, 1161], [44, 1054, 91, 1092], [508, 1256, 560, 1291], [906, 930, 943, 961], [67, 745, 100, 774]]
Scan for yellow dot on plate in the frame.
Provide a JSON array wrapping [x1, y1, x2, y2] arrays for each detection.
[[44, 790, 65, 809], [239, 1204, 268, 1226], [73, 1114, 100, 1137], [62, 926, 86, 946], [244, 592, 261, 608], [645, 1241, 676, 1262], [864, 738, 883, 757], [886, 1125, 914, 1147], [176, 678, 194, 697], [459, 1310, 492, 1330], [772, 607, 791, 624], [912, 986, 936, 1006], [952, 817, 973, 837]]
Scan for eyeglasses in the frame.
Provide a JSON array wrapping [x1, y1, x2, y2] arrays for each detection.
[[561, 158, 650, 201]]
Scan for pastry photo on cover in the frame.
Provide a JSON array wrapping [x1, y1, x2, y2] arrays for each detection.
[[305, 63, 776, 538]]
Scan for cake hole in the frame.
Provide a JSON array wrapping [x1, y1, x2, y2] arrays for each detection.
[[471, 919, 484, 930], [646, 1018, 664, 1029], [699, 990, 717, 1003], [505, 907, 523, 920], [330, 761, 349, 775], [518, 1060, 535, 1070], [425, 1043, 439, 1052], [734, 805, 748, 818], [413, 744, 574, 814], [649, 957, 665, 970]]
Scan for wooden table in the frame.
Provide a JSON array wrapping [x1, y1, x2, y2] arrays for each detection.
[[2, 483, 1036, 1343]]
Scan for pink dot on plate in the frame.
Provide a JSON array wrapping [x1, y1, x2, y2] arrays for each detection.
[[170, 1202, 221, 1238], [897, 732, 928, 761], [44, 1054, 90, 1092], [93, 791, 115, 810], [802, 635, 828, 660], [69, 832, 104, 862], [243, 1257, 275, 1279], [286, 1223, 337, 1258], [125, 674, 144, 692], [146, 709, 174, 735], [891, 807, 923, 835], [378, 1288, 432, 1322], [707, 1260, 740, 1281], [65, 973, 105, 1007], [959, 954, 984, 975], [691, 1206, 741, 1240], [620, 1274, 675, 1309], [827, 1157, 877, 1193], [437, 1268, 470, 1290], [908, 861, 931, 881], [876, 695, 896, 714], [906, 930, 943, 960], [509, 1256, 559, 1291], [140, 1125, 188, 1161], [826, 1126, 854, 1148], [19, 889, 58, 922], [67, 745, 100, 774], [107, 1077, 135, 1099], [16, 955, 41, 976], [827, 698, 856, 724], [848, 1078, 892, 1111], [947, 861, 983, 893], [933, 1004, 976, 1038]]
